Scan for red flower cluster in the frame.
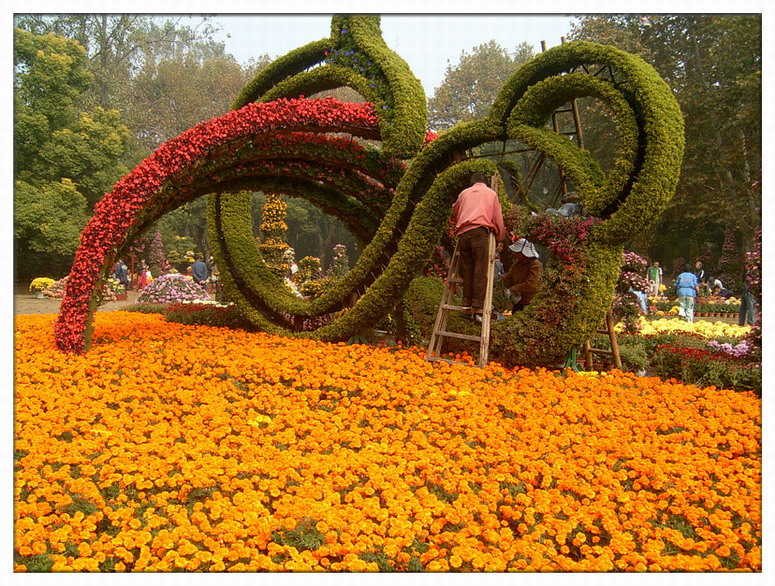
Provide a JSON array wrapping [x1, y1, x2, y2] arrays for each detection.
[[54, 98, 380, 354], [423, 130, 439, 146], [655, 344, 748, 365], [526, 214, 597, 264]]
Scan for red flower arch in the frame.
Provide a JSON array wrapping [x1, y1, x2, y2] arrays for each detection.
[[54, 98, 380, 354]]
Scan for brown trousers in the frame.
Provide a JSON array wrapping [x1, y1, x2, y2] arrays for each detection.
[[457, 227, 490, 312]]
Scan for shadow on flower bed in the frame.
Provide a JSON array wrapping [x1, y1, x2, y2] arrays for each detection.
[[126, 302, 259, 331], [162, 303, 260, 330]]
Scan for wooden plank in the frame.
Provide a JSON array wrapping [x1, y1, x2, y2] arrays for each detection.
[[434, 257, 456, 356], [479, 231, 496, 367], [583, 339, 593, 369], [438, 330, 482, 342], [426, 241, 461, 361], [606, 309, 622, 368], [589, 349, 614, 356], [582, 309, 622, 371]]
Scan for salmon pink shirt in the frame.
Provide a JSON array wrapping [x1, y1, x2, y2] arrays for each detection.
[[451, 182, 506, 241]]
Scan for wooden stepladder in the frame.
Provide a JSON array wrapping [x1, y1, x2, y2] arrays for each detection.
[[425, 232, 497, 367], [426, 174, 500, 367]]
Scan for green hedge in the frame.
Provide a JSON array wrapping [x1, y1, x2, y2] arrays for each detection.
[[507, 72, 639, 215], [209, 36, 683, 367]]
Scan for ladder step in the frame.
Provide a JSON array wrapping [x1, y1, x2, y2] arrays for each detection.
[[441, 304, 471, 311], [554, 107, 574, 113], [426, 356, 472, 366], [589, 348, 614, 356], [437, 330, 482, 342], [447, 278, 463, 284]]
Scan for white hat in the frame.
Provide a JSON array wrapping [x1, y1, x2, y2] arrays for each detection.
[[508, 238, 539, 259]]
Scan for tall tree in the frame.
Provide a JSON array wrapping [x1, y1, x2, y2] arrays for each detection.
[[14, 179, 90, 279], [14, 15, 221, 111], [128, 52, 270, 256], [427, 40, 535, 131], [13, 29, 93, 167], [14, 14, 236, 166], [14, 29, 132, 280], [568, 15, 761, 271], [127, 52, 265, 152], [30, 107, 132, 207]]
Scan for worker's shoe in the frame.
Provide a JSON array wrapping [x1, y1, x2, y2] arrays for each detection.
[[474, 311, 502, 324]]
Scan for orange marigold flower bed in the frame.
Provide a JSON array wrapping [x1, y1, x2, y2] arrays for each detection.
[[14, 313, 762, 572]]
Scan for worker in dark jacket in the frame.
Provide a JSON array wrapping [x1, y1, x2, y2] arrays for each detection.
[[502, 239, 543, 312]]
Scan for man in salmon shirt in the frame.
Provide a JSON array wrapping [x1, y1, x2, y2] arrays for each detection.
[[451, 172, 506, 322]]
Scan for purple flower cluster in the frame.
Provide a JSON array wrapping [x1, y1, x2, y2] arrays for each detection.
[[618, 251, 651, 293], [622, 251, 648, 272], [708, 339, 752, 358], [136, 273, 210, 305]]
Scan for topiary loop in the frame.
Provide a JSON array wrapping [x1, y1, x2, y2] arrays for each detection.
[[55, 20, 683, 370]]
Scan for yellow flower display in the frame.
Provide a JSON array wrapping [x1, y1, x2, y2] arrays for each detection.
[[14, 313, 761, 572], [617, 317, 751, 339], [29, 277, 56, 292]]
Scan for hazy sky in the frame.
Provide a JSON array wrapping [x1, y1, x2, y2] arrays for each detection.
[[203, 14, 577, 96]]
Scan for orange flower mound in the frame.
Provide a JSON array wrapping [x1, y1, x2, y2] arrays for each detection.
[[14, 313, 761, 572]]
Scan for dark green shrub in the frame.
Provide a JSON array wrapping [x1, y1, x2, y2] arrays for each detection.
[[161, 303, 257, 331], [651, 345, 761, 394], [299, 278, 330, 300], [123, 303, 167, 314]]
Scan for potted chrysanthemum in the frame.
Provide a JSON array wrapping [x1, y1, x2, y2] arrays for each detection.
[[29, 277, 55, 298], [106, 277, 127, 301]]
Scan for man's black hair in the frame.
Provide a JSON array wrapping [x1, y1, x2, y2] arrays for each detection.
[[470, 172, 488, 185]]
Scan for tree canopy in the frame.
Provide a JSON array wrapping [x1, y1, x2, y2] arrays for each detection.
[[427, 40, 535, 131], [13, 17, 267, 281], [14, 28, 132, 279], [568, 15, 761, 272]]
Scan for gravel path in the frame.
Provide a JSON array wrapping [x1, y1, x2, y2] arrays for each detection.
[[14, 288, 142, 316], [13, 287, 742, 325]]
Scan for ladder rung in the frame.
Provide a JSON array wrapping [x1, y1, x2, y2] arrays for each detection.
[[441, 304, 471, 311], [426, 356, 472, 366], [589, 348, 613, 356], [437, 330, 482, 342], [554, 107, 574, 113], [447, 278, 463, 284]]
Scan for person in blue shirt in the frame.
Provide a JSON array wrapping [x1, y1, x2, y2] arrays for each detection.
[[674, 263, 700, 322], [191, 253, 209, 288], [738, 258, 757, 326], [113, 259, 129, 290]]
